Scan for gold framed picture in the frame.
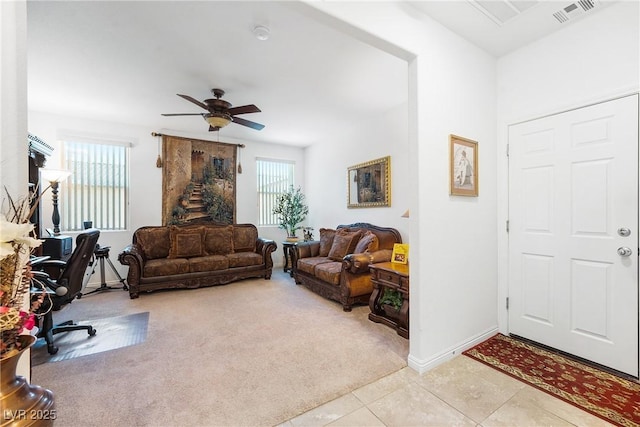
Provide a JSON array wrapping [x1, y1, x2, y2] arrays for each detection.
[[450, 134, 478, 197], [391, 243, 409, 265], [347, 156, 391, 208]]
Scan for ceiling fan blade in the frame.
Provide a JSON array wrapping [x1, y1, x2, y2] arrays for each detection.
[[228, 104, 261, 115], [161, 113, 204, 116], [177, 94, 209, 111], [232, 116, 265, 130]]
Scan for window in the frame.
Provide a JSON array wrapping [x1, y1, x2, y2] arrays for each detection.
[[257, 159, 294, 226], [60, 138, 130, 231]]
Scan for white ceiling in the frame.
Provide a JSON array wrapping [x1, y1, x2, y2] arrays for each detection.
[[409, 0, 616, 57], [26, 1, 615, 147]]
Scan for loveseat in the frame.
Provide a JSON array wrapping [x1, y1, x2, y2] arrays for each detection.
[[118, 223, 277, 298], [291, 223, 402, 311]]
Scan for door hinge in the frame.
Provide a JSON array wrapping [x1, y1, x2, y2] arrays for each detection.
[[506, 220, 510, 233], [506, 144, 509, 157], [506, 297, 509, 310]]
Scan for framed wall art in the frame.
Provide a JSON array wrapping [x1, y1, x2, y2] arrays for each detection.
[[347, 156, 391, 208], [162, 134, 237, 225], [449, 135, 478, 197]]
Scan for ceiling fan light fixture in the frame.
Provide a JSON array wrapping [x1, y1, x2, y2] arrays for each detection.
[[205, 112, 232, 128]]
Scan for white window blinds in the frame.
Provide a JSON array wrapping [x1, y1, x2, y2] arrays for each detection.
[[256, 159, 294, 226], [61, 139, 129, 231]]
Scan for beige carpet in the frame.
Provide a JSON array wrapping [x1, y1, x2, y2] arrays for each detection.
[[31, 271, 409, 426]]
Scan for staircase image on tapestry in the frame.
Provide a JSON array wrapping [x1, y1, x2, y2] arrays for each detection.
[[184, 183, 207, 221], [166, 144, 236, 225]]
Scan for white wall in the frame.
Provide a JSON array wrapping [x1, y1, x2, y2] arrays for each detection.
[[304, 102, 410, 241], [1, 0, 30, 378], [0, 0, 28, 196], [28, 111, 306, 283], [496, 2, 640, 332], [303, 1, 498, 372]]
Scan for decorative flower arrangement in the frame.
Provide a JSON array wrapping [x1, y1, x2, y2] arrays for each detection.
[[0, 191, 46, 358]]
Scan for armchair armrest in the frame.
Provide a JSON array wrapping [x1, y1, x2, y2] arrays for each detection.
[[31, 258, 68, 281], [31, 270, 69, 297], [118, 244, 145, 267], [256, 238, 277, 270], [118, 244, 145, 298], [343, 249, 393, 274]]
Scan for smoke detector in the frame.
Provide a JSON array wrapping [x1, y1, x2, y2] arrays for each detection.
[[553, 0, 599, 23], [253, 26, 270, 41]]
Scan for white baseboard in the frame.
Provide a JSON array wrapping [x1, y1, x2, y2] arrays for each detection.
[[407, 327, 498, 374]]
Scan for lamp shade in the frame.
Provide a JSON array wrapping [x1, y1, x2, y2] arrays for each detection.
[[205, 113, 232, 128], [40, 168, 71, 183]]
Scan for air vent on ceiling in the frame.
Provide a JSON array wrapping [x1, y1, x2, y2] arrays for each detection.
[[553, 0, 598, 23], [469, 0, 539, 26]]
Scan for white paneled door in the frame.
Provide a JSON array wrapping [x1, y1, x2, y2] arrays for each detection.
[[508, 95, 639, 377]]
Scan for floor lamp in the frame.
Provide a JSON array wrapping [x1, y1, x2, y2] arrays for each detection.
[[40, 169, 72, 236]]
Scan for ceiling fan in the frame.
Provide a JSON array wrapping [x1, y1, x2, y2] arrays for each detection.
[[162, 88, 264, 131]]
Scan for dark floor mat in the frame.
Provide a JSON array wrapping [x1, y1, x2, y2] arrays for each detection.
[[31, 312, 149, 365]]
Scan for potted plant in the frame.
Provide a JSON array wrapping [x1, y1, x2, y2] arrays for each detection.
[[379, 288, 403, 319], [273, 186, 309, 241]]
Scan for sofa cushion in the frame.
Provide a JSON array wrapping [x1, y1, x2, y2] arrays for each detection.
[[135, 227, 170, 260], [318, 228, 336, 257], [168, 226, 205, 258], [189, 255, 229, 273], [204, 225, 234, 255], [314, 261, 343, 285], [144, 258, 189, 277], [328, 229, 362, 261], [354, 231, 379, 254], [227, 252, 263, 268], [297, 257, 333, 275], [233, 225, 258, 252]]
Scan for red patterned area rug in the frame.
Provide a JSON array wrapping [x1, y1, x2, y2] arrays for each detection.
[[463, 334, 640, 427]]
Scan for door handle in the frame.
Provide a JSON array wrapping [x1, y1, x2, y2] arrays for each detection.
[[617, 247, 633, 257]]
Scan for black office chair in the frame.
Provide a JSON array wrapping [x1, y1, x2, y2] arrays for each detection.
[[32, 229, 100, 354]]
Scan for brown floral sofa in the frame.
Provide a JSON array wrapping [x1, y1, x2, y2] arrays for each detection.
[[118, 223, 277, 299], [291, 223, 402, 311]]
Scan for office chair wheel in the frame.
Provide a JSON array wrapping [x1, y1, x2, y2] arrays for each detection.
[[47, 344, 59, 355], [88, 327, 97, 336]]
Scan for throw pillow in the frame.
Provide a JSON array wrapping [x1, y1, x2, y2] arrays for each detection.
[[327, 229, 362, 261], [204, 225, 234, 255], [168, 226, 204, 258], [135, 227, 170, 260], [319, 228, 336, 257], [233, 225, 258, 252], [354, 231, 379, 254]]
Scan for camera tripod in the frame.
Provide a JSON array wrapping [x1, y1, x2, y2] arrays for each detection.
[[84, 245, 128, 295]]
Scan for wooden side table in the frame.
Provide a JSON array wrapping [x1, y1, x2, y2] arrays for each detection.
[[281, 241, 299, 277], [368, 262, 409, 338]]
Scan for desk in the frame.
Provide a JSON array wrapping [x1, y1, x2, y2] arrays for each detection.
[[368, 262, 409, 339]]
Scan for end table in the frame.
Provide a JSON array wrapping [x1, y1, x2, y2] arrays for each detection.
[[368, 262, 409, 338], [281, 241, 299, 277]]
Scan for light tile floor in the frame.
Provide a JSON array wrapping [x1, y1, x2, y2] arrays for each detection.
[[280, 355, 615, 427]]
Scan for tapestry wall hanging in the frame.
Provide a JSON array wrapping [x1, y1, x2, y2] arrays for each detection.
[[162, 135, 237, 225]]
